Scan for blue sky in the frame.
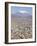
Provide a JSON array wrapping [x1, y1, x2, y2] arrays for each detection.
[[11, 6, 32, 15]]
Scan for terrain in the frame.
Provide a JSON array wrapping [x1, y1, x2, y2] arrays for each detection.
[[11, 13, 32, 39]]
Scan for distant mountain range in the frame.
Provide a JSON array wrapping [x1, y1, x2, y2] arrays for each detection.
[[11, 13, 32, 25], [11, 13, 32, 18]]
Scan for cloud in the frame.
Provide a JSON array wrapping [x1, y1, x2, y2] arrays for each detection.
[[19, 11, 28, 14]]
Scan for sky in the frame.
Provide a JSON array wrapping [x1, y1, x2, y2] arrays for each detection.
[[11, 6, 32, 15]]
